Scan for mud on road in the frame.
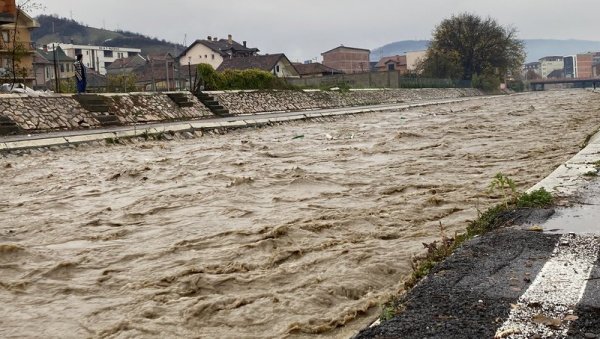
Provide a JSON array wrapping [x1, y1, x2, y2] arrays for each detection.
[[1, 90, 600, 338]]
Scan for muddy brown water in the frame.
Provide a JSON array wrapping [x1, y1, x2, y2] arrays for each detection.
[[1, 90, 600, 338]]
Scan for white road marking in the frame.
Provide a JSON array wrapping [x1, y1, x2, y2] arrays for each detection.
[[495, 234, 599, 338]]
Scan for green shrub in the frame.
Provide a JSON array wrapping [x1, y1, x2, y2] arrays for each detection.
[[472, 73, 501, 92], [196, 64, 220, 90]]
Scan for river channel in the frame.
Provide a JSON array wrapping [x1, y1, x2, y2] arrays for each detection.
[[1, 90, 600, 338]]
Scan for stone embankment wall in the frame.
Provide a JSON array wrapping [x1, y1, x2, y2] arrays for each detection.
[[0, 96, 101, 130], [108, 92, 210, 124], [0, 92, 212, 133], [210, 88, 483, 114]]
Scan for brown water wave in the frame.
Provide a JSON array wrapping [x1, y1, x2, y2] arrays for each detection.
[[2, 90, 600, 338]]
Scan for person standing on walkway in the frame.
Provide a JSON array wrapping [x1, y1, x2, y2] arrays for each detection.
[[74, 54, 87, 94]]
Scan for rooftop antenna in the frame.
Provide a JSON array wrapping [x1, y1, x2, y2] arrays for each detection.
[[184, 33, 187, 47]]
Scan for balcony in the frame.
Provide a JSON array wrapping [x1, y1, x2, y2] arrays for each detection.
[[0, 13, 15, 24], [0, 40, 36, 52]]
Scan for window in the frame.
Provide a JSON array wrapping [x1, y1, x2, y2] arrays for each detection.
[[212, 54, 215, 60], [199, 55, 202, 59], [1, 31, 9, 43], [387, 63, 395, 71], [205, 55, 208, 59], [86, 51, 89, 55], [75, 49, 82, 55], [66, 64, 70, 72], [60, 64, 64, 72], [104, 62, 112, 68], [276, 65, 280, 73], [104, 50, 113, 58]]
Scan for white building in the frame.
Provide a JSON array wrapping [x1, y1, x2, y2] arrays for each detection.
[[45, 43, 141, 75], [539, 56, 564, 79], [178, 35, 258, 69]]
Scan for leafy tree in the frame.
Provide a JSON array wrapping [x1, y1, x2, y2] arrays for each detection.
[[421, 13, 525, 87]]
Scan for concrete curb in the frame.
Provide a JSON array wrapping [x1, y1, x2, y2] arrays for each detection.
[[528, 129, 600, 196]]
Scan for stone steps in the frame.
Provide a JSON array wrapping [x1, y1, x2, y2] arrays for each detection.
[[195, 92, 230, 116], [167, 93, 195, 108], [0, 115, 20, 136], [74, 94, 111, 113], [73, 94, 122, 127]]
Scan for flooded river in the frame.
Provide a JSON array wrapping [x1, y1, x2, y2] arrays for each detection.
[[1, 90, 600, 338]]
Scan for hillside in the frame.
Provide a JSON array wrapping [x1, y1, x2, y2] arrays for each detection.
[[32, 15, 184, 57], [371, 39, 600, 62]]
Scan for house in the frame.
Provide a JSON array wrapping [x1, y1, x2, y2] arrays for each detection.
[[374, 55, 408, 73], [35, 46, 76, 85], [32, 50, 51, 89], [45, 43, 141, 75], [178, 35, 259, 70], [292, 62, 342, 77], [539, 56, 564, 79], [406, 50, 427, 72], [132, 54, 188, 91], [217, 54, 299, 78], [321, 46, 370, 74], [0, 0, 16, 24], [0, 0, 39, 86], [105, 54, 147, 75]]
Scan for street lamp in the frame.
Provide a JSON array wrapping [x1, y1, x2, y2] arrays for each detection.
[[188, 56, 192, 91]]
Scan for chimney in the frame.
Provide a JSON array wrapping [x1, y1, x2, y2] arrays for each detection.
[[243, 41, 247, 48], [43, 45, 48, 52], [213, 37, 218, 42], [228, 34, 233, 45], [207, 35, 212, 41]]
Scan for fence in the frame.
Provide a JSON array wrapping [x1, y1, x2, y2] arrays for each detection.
[[285, 71, 471, 89]]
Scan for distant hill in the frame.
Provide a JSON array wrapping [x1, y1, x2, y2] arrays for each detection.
[[32, 15, 184, 57], [371, 39, 600, 62]]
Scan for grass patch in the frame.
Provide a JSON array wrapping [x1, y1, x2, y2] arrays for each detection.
[[380, 181, 553, 321]]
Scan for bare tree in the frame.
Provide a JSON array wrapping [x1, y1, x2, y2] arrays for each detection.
[[7, 0, 42, 89]]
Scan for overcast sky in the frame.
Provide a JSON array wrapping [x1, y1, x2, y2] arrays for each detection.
[[32, 0, 600, 62]]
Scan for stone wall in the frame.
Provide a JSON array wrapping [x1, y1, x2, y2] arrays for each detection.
[[107, 92, 211, 124], [0, 89, 485, 135], [0, 92, 212, 133], [0, 95, 101, 131], [210, 88, 483, 114]]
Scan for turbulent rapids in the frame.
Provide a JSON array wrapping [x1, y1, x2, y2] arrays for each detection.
[[2, 90, 600, 338]]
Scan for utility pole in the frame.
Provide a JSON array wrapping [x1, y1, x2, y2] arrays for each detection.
[[165, 55, 170, 91], [188, 57, 192, 91], [52, 44, 60, 93]]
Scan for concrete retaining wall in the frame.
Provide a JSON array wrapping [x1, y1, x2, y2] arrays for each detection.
[[210, 88, 483, 114]]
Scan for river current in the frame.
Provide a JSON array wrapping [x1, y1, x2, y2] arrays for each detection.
[[1, 90, 600, 338]]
